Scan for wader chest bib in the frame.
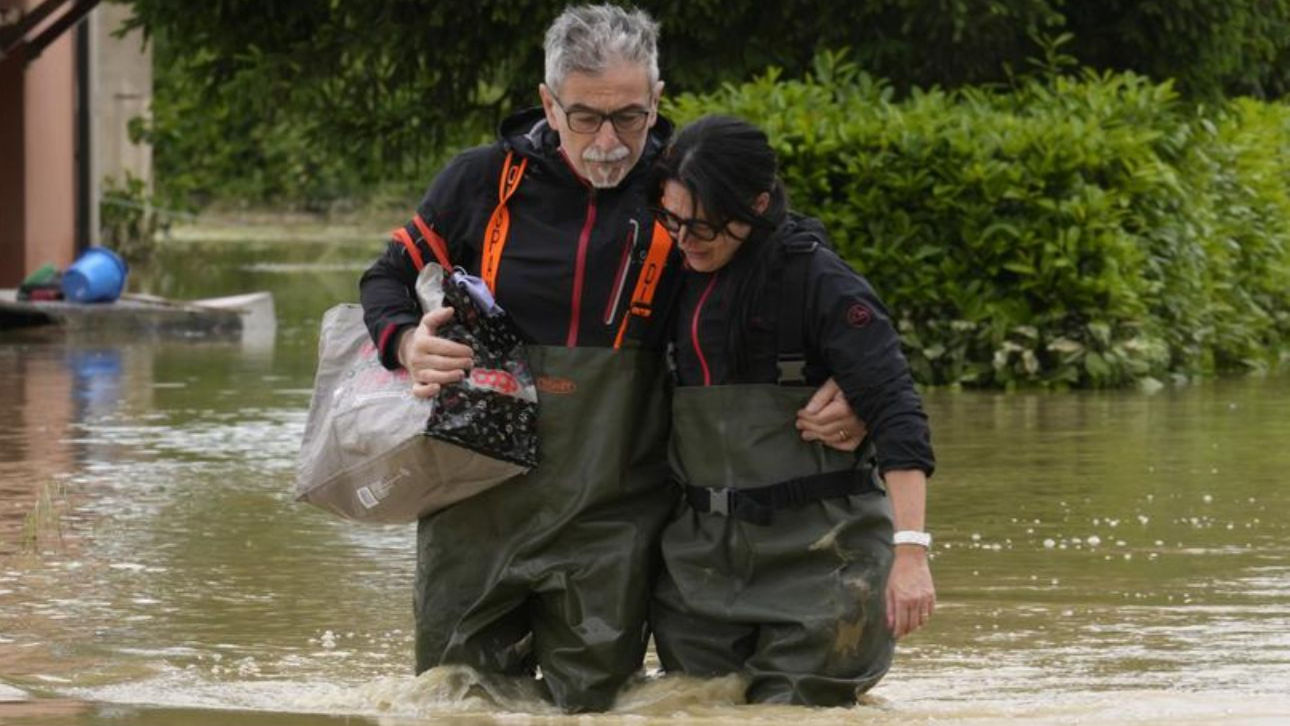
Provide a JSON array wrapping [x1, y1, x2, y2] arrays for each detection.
[[414, 344, 673, 711], [653, 383, 895, 706]]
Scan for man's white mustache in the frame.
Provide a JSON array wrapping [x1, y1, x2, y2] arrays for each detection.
[[583, 146, 630, 163]]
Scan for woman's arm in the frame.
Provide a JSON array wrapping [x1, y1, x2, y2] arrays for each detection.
[[807, 252, 935, 476], [804, 247, 937, 636], [884, 469, 935, 638]]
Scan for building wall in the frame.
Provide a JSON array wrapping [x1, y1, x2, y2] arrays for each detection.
[[23, 14, 77, 276], [91, 2, 152, 246], [0, 2, 152, 287], [0, 0, 27, 286]]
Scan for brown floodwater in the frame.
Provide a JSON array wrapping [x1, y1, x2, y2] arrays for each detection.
[[1, 239, 1288, 725]]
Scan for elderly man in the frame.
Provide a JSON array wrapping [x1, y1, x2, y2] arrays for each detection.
[[359, 3, 863, 711]]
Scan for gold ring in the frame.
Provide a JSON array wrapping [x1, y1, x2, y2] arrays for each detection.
[[836, 429, 850, 441]]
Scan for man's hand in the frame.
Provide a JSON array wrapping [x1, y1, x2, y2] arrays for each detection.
[[397, 307, 474, 399], [796, 378, 867, 452], [886, 546, 935, 638]]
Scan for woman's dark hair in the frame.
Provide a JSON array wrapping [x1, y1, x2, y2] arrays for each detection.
[[653, 115, 788, 234], [654, 115, 792, 378]]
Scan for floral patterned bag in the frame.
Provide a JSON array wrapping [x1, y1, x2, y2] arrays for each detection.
[[426, 267, 539, 467]]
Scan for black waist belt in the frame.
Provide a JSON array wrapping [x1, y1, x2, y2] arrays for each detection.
[[683, 467, 882, 526]]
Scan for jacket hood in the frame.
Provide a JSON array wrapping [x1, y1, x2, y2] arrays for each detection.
[[497, 106, 675, 187], [777, 212, 830, 248], [720, 211, 831, 281]]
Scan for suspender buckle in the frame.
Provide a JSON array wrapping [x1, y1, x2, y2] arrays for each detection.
[[708, 487, 732, 516]]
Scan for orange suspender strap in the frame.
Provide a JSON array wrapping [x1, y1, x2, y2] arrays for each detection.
[[392, 227, 425, 271], [480, 151, 529, 294], [411, 213, 453, 270], [391, 214, 453, 273], [613, 220, 675, 349]]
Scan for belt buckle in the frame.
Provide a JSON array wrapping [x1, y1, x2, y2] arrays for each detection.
[[708, 488, 731, 516]]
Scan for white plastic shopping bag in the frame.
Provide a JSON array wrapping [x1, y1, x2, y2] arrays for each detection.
[[295, 263, 536, 523]]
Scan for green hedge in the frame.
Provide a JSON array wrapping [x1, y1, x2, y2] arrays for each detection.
[[666, 54, 1290, 388]]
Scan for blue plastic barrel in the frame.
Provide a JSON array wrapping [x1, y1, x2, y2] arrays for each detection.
[[61, 247, 128, 303]]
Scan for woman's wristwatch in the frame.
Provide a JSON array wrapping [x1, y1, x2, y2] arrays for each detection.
[[893, 530, 932, 548]]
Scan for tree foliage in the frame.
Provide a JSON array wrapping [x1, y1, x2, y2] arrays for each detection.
[[1064, 0, 1290, 100], [118, 0, 1290, 207]]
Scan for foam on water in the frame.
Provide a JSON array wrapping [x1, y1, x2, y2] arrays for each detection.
[[66, 667, 892, 724], [57, 667, 1290, 725]]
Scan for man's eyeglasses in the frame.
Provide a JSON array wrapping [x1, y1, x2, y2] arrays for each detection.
[[650, 206, 723, 242], [550, 92, 652, 135]]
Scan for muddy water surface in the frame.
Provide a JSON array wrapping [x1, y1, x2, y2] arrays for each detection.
[[2, 239, 1288, 725]]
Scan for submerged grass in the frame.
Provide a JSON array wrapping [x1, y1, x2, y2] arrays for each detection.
[[19, 480, 67, 555]]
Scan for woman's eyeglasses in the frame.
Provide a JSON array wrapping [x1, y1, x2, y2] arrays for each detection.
[[650, 207, 723, 241]]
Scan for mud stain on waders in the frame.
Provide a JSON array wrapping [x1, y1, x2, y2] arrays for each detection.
[[833, 617, 865, 657], [808, 520, 848, 557], [810, 520, 870, 656], [833, 576, 873, 657]]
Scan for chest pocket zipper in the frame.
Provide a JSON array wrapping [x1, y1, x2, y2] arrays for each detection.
[[603, 219, 640, 326]]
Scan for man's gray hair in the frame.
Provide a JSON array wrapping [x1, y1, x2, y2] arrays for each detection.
[[543, 4, 660, 92]]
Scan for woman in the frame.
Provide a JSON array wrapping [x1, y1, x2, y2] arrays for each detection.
[[649, 115, 936, 706]]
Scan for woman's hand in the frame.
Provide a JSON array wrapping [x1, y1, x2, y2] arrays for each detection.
[[886, 546, 935, 638], [795, 378, 867, 451], [397, 308, 474, 398]]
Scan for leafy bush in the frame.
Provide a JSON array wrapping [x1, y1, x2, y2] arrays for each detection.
[[1188, 99, 1290, 369], [666, 53, 1290, 387], [131, 39, 431, 210], [100, 172, 159, 264]]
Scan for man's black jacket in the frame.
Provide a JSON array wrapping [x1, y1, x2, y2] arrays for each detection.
[[360, 107, 679, 369]]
